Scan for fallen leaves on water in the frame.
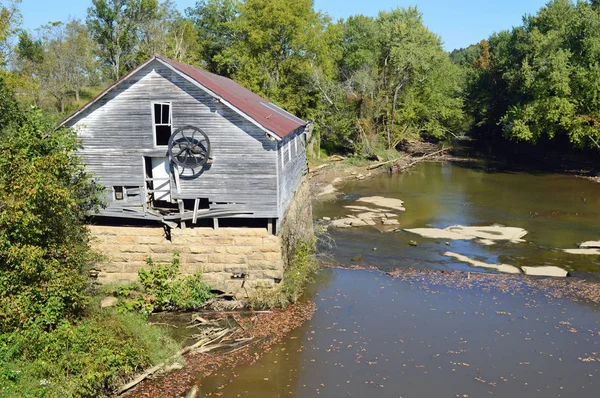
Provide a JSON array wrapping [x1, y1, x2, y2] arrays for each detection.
[[123, 301, 316, 398]]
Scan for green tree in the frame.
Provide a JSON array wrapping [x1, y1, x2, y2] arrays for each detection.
[[216, 0, 333, 116], [185, 0, 240, 75], [0, 0, 21, 66], [0, 96, 103, 332], [86, 0, 154, 80], [466, 0, 600, 150]]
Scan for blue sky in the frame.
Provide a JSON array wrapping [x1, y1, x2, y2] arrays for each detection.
[[19, 0, 549, 51]]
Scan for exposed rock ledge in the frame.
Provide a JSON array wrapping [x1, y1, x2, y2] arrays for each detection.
[[444, 252, 568, 277], [405, 225, 528, 243]]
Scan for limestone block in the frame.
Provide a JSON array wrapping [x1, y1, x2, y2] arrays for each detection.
[[223, 228, 269, 237], [233, 237, 263, 246], [89, 226, 119, 236], [93, 262, 122, 273], [223, 265, 248, 274], [149, 245, 171, 254], [115, 235, 137, 244], [120, 245, 151, 254], [201, 263, 224, 273], [181, 253, 208, 264], [263, 236, 282, 245], [208, 254, 246, 264], [248, 259, 280, 270], [248, 252, 281, 262], [137, 236, 168, 244], [226, 246, 255, 255], [189, 245, 214, 254], [258, 244, 281, 253]]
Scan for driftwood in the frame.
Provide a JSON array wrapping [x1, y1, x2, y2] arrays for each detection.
[[117, 327, 236, 395], [367, 148, 447, 170], [309, 163, 330, 173]]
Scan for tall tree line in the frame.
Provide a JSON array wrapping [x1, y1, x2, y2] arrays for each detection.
[[3, 0, 466, 155], [457, 0, 600, 151]]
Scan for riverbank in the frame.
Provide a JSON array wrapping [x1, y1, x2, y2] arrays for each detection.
[[311, 143, 455, 198], [122, 301, 316, 397]]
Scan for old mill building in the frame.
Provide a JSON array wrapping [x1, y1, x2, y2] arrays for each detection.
[[60, 55, 312, 292]]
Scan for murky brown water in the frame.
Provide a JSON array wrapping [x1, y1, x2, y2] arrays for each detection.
[[196, 269, 600, 397], [315, 161, 600, 273], [190, 162, 600, 396]]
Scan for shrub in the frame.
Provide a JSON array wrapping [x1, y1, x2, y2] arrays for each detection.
[[0, 106, 103, 332], [115, 253, 214, 315]]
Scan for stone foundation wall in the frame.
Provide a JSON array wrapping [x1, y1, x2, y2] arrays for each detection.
[[89, 226, 284, 296]]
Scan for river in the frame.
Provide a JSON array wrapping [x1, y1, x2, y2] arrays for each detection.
[[194, 161, 600, 397], [315, 161, 600, 273]]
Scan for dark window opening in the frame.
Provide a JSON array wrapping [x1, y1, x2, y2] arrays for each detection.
[[155, 125, 171, 146], [183, 198, 210, 211], [114, 186, 124, 200], [153, 102, 172, 146]]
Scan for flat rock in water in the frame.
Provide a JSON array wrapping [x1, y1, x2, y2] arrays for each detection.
[[345, 205, 383, 213], [443, 251, 522, 274], [522, 266, 568, 277], [318, 184, 337, 197], [405, 228, 471, 240], [564, 248, 600, 255], [357, 212, 385, 220], [447, 225, 528, 243], [357, 196, 406, 212], [332, 219, 352, 228], [580, 241, 600, 249], [350, 219, 368, 227], [405, 225, 528, 244], [382, 219, 400, 226]]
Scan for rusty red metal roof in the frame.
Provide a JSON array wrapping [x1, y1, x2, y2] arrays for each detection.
[[60, 55, 306, 139]]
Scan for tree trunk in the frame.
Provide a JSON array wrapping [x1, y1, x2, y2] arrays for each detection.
[[75, 88, 80, 105]]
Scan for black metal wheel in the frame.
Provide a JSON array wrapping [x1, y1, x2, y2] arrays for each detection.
[[167, 126, 211, 169]]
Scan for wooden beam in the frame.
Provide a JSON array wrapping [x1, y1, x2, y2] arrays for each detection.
[[192, 198, 200, 224]]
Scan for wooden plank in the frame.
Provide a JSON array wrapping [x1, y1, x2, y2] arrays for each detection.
[[192, 198, 199, 224]]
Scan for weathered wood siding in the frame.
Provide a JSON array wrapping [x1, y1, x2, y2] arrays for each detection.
[[277, 127, 308, 222], [66, 60, 279, 218]]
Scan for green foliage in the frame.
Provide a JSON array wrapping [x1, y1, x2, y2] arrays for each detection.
[[318, 8, 466, 154], [248, 240, 318, 310], [0, 105, 103, 333], [0, 74, 20, 129], [0, 310, 179, 397], [465, 0, 600, 149], [214, 0, 335, 117], [185, 0, 240, 75], [116, 253, 214, 315]]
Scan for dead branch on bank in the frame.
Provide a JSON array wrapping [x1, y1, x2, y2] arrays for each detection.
[[367, 148, 447, 170], [117, 325, 255, 395]]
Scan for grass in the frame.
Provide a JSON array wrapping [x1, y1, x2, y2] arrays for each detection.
[[0, 308, 180, 398]]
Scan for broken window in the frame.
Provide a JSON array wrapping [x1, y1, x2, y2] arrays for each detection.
[[153, 102, 172, 146]]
